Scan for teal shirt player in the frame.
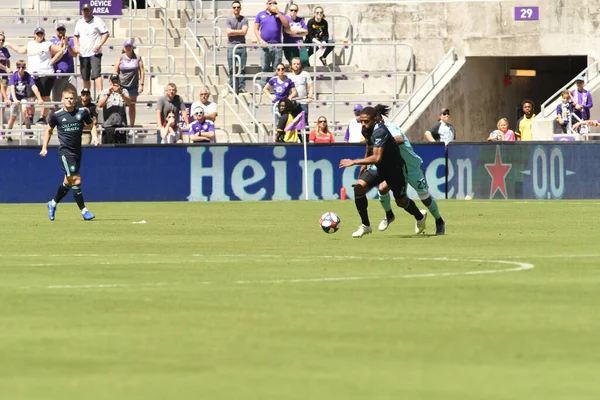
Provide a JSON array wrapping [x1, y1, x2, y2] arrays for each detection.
[[49, 107, 93, 156]]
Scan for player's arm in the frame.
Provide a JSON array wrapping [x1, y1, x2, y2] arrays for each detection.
[[40, 125, 54, 156]]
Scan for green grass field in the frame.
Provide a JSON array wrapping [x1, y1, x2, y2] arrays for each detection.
[[1, 200, 600, 399]]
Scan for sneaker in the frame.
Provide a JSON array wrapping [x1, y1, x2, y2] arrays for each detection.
[[435, 218, 445, 236], [378, 216, 395, 231], [352, 224, 372, 238], [415, 210, 427, 234], [319, 56, 327, 66], [82, 210, 95, 221], [35, 117, 47, 125], [47, 201, 56, 221]]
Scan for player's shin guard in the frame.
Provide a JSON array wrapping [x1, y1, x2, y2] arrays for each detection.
[[402, 198, 423, 219], [72, 185, 86, 210], [421, 196, 441, 220], [378, 191, 395, 220], [54, 182, 71, 204], [354, 192, 370, 227]]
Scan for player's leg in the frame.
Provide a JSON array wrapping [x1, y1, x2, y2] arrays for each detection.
[[386, 169, 426, 233], [377, 181, 395, 231], [351, 168, 381, 238], [409, 165, 445, 235], [66, 158, 94, 220]]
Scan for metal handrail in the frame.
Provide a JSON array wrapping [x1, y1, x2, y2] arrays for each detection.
[[390, 47, 457, 128], [540, 61, 600, 118], [221, 83, 268, 142], [183, 27, 208, 86]]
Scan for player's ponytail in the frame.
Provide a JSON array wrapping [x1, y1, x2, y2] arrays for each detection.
[[374, 104, 390, 120]]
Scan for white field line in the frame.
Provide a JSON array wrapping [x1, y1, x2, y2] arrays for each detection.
[[16, 257, 534, 290]]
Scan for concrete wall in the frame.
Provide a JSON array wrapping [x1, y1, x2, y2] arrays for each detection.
[[323, 0, 600, 71]]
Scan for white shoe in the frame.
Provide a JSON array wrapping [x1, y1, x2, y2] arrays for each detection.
[[378, 216, 395, 231], [415, 210, 427, 234], [352, 224, 372, 238]]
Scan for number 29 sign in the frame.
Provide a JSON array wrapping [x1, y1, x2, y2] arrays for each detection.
[[515, 6, 539, 21]]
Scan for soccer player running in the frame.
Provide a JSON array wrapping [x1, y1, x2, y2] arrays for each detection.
[[339, 105, 425, 238], [40, 88, 99, 221], [377, 121, 446, 235]]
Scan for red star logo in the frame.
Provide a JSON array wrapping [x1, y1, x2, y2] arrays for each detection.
[[485, 146, 512, 199]]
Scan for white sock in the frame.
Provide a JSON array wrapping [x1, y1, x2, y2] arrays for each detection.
[[50, 199, 57, 207]]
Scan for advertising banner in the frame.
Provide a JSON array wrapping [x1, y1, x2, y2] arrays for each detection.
[[447, 142, 600, 200], [0, 144, 445, 203]]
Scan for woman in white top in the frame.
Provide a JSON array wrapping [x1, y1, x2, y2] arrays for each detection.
[[8, 27, 64, 124]]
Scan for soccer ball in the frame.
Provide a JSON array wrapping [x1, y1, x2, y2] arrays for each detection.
[[319, 212, 341, 233], [490, 130, 504, 141]]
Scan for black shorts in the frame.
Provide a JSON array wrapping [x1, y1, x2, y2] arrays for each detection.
[[59, 153, 81, 176], [35, 76, 56, 97], [79, 54, 102, 81], [360, 166, 407, 198]]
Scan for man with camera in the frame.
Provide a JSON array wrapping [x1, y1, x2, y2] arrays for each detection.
[[97, 74, 132, 144]]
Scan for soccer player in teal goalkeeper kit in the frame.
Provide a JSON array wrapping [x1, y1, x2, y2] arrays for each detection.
[[377, 121, 446, 235]]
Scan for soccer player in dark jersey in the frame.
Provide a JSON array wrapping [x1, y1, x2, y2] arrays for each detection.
[[40, 88, 99, 221], [339, 105, 425, 238]]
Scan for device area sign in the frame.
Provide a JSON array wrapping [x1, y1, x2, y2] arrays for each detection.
[[515, 6, 539, 21]]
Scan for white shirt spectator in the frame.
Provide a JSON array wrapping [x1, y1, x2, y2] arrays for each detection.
[[190, 100, 218, 118], [346, 118, 363, 143], [286, 71, 312, 100], [27, 41, 54, 74], [74, 16, 109, 58]]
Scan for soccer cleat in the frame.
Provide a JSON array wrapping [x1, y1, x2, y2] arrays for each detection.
[[352, 224, 372, 238], [47, 201, 56, 221], [35, 117, 47, 125], [82, 210, 95, 221], [435, 218, 446, 236], [378, 216, 395, 231], [415, 210, 427, 234]]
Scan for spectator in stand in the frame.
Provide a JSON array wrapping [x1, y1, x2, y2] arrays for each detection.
[[97, 75, 132, 144], [283, 3, 308, 65], [286, 57, 312, 133], [572, 119, 600, 130], [113, 39, 144, 131], [0, 33, 10, 128], [6, 60, 44, 142], [305, 6, 334, 67], [275, 98, 300, 143], [555, 90, 573, 134], [225, 1, 249, 94], [425, 108, 455, 145], [0, 33, 11, 82], [7, 27, 64, 125], [570, 75, 593, 128], [75, 88, 97, 145], [49, 24, 78, 109], [74, 3, 110, 93], [344, 104, 364, 143], [156, 83, 190, 128], [190, 87, 218, 123], [160, 110, 183, 144], [254, 0, 289, 86], [263, 62, 297, 131], [189, 107, 216, 143], [515, 99, 535, 141], [309, 116, 335, 143], [487, 118, 515, 142]]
